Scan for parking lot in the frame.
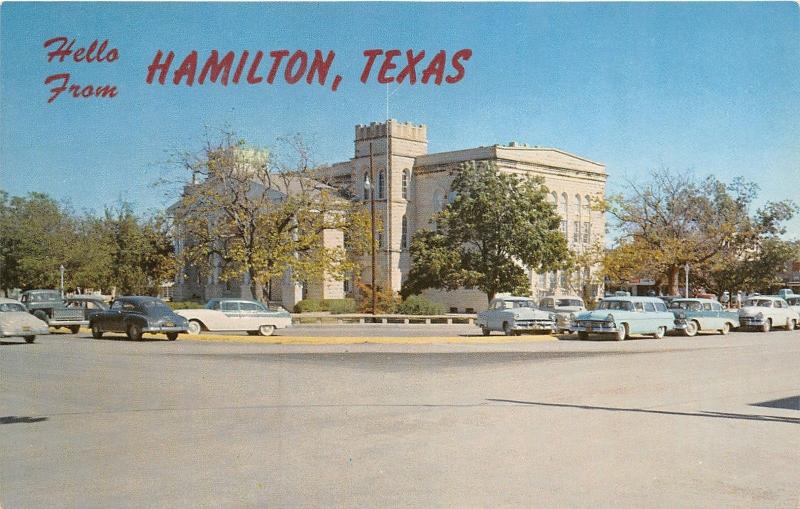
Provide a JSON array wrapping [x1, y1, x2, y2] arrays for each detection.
[[1, 328, 798, 508]]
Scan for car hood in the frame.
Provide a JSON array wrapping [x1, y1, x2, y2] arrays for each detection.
[[739, 306, 767, 317], [553, 306, 585, 314], [0, 312, 49, 328], [575, 310, 614, 321]]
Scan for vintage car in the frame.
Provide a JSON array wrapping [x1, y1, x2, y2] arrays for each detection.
[[20, 289, 87, 333], [572, 296, 674, 341], [668, 298, 739, 336], [64, 295, 108, 323], [88, 296, 189, 341], [785, 295, 800, 316], [476, 296, 556, 336], [0, 298, 49, 343], [738, 296, 799, 332], [175, 298, 291, 336], [538, 295, 586, 333]]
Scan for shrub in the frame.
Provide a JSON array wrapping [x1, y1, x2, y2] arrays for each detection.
[[356, 281, 400, 314], [167, 300, 205, 310], [326, 298, 357, 314], [294, 298, 357, 314], [396, 295, 444, 315]]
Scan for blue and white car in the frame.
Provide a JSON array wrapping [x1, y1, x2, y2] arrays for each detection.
[[476, 296, 556, 336], [669, 298, 739, 336], [572, 296, 674, 341]]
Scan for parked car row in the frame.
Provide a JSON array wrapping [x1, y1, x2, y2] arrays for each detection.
[[0, 290, 291, 343], [477, 293, 800, 340]]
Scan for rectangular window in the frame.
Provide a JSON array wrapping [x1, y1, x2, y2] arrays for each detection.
[[573, 221, 580, 242], [560, 220, 567, 236], [538, 273, 547, 287], [583, 222, 591, 243], [549, 272, 557, 289], [559, 271, 567, 289]]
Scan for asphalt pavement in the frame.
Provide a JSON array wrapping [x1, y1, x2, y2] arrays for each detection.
[[1, 329, 798, 508]]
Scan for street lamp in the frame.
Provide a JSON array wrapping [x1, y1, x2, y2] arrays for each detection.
[[363, 143, 377, 316], [59, 264, 65, 297]]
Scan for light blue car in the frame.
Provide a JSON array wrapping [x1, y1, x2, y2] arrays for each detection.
[[572, 296, 674, 341], [668, 298, 739, 336]]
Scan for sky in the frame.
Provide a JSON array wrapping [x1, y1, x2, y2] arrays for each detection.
[[1, 2, 799, 238]]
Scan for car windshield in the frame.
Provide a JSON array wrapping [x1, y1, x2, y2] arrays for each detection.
[[555, 299, 583, 307], [503, 300, 535, 309], [598, 300, 634, 311], [0, 302, 26, 312], [670, 301, 702, 311], [744, 299, 773, 308], [29, 291, 61, 302], [137, 300, 173, 315]]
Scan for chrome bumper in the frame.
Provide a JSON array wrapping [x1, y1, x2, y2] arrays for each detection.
[[572, 323, 618, 333], [739, 317, 765, 326], [141, 326, 188, 333]]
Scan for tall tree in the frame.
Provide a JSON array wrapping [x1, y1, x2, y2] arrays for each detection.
[[171, 130, 370, 301], [401, 161, 570, 302], [604, 169, 796, 294]]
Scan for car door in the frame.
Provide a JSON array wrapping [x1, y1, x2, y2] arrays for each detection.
[[220, 300, 240, 325], [104, 300, 125, 331]]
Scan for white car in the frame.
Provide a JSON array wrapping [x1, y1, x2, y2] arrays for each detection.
[[738, 296, 799, 332], [175, 298, 291, 336], [538, 295, 586, 333], [0, 298, 49, 343], [476, 296, 556, 336]]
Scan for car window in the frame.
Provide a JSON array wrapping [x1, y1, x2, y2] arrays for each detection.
[[0, 302, 26, 312], [644, 302, 656, 312], [512, 300, 535, 309], [221, 301, 239, 312], [745, 299, 773, 308], [703, 303, 712, 311], [598, 300, 633, 311], [556, 299, 584, 307], [634, 302, 645, 312], [774, 300, 784, 308], [712, 303, 722, 311], [111, 300, 123, 310], [239, 302, 263, 312], [654, 302, 667, 312], [122, 302, 137, 311]]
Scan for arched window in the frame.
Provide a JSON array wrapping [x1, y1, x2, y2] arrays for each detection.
[[401, 215, 408, 249], [561, 192, 569, 216], [363, 171, 369, 200], [377, 170, 385, 200], [402, 169, 410, 200], [575, 194, 582, 217], [551, 192, 558, 206]]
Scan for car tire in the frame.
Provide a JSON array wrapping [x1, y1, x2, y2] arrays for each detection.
[[166, 332, 178, 341], [258, 325, 275, 337], [187, 320, 202, 335], [653, 326, 666, 339], [481, 326, 490, 336], [683, 321, 698, 337], [247, 331, 259, 336], [720, 322, 731, 335], [787, 319, 796, 331], [127, 324, 143, 341], [91, 322, 103, 339], [578, 331, 589, 341], [24, 335, 35, 343], [33, 310, 49, 325], [503, 322, 514, 336], [615, 324, 628, 341], [761, 319, 771, 333], [68, 325, 81, 334]]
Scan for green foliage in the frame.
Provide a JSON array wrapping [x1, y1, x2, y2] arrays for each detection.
[[401, 161, 571, 303], [356, 280, 399, 314], [396, 295, 444, 315], [166, 300, 205, 310], [0, 191, 176, 295], [293, 298, 357, 314], [696, 238, 800, 294], [604, 169, 797, 294], [171, 131, 371, 302]]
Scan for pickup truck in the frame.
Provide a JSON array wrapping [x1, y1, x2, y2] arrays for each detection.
[[20, 289, 88, 333]]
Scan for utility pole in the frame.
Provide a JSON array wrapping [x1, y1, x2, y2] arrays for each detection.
[[369, 143, 377, 316], [684, 262, 690, 298], [59, 264, 65, 297]]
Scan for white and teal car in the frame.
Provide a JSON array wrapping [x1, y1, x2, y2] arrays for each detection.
[[572, 296, 674, 341], [668, 298, 739, 336], [738, 296, 799, 332], [477, 296, 556, 336]]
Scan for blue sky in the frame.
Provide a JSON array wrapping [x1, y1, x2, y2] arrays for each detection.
[[1, 2, 799, 237]]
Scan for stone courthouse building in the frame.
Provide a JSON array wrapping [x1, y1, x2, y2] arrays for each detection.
[[320, 119, 607, 313], [173, 119, 607, 312]]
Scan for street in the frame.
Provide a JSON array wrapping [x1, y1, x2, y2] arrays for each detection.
[[1, 329, 798, 508]]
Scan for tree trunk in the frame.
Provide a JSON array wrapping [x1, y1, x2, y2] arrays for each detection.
[[668, 266, 680, 296], [249, 271, 264, 303]]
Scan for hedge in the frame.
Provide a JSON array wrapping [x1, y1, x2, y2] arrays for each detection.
[[294, 298, 357, 314], [396, 295, 444, 315], [167, 300, 205, 310]]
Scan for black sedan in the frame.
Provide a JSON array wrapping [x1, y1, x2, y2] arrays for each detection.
[[88, 296, 189, 341]]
